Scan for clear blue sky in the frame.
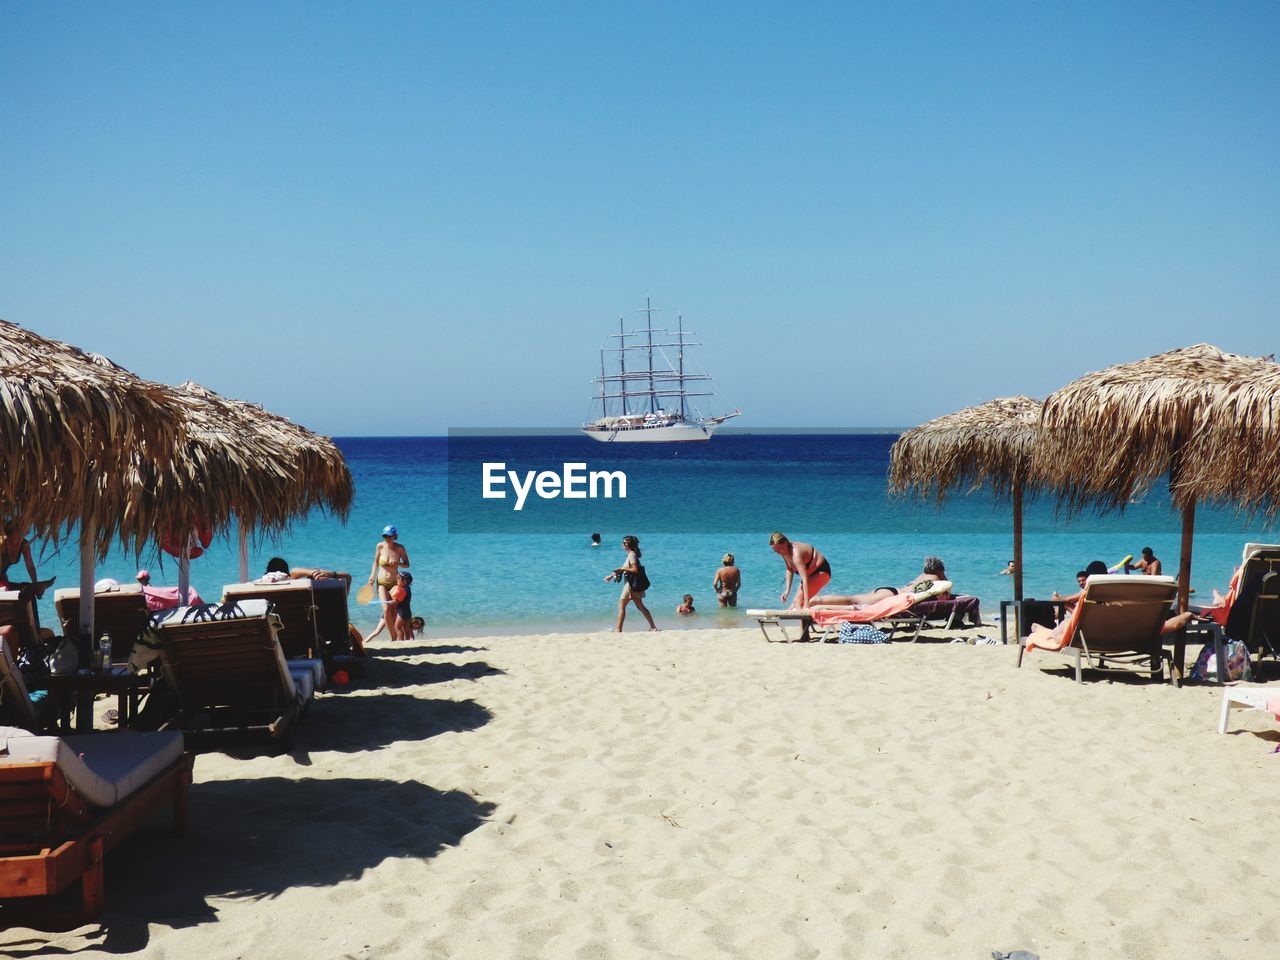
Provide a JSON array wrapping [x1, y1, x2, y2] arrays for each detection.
[[2, 2, 1277, 435]]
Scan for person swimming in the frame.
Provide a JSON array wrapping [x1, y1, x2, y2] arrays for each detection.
[[676, 594, 696, 615]]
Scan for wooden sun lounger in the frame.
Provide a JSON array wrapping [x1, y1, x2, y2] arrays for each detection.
[[0, 590, 42, 660], [53, 585, 150, 665], [222, 580, 320, 659], [155, 604, 307, 749], [0, 733, 191, 924]]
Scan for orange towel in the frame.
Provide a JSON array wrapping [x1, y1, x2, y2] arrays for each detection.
[[1025, 599, 1084, 653], [1204, 566, 1242, 627], [810, 592, 915, 626]]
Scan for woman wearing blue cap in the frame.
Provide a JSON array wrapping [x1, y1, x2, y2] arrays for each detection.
[[367, 525, 410, 639]]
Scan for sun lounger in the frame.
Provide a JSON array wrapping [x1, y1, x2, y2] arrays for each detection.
[[53, 585, 150, 664], [1223, 544, 1280, 665], [0, 589, 42, 657], [152, 600, 315, 748], [750, 581, 954, 643], [222, 579, 322, 659], [0, 634, 46, 732], [1018, 574, 1178, 682], [1217, 687, 1280, 734], [0, 725, 190, 923]]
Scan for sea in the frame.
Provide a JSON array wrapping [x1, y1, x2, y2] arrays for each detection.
[[27, 434, 1280, 637]]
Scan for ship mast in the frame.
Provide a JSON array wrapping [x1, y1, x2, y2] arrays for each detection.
[[677, 312, 687, 420], [599, 349, 607, 417], [642, 295, 658, 414], [617, 317, 628, 416]]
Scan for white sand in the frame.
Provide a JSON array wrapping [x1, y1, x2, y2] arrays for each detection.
[[5, 628, 1280, 959]]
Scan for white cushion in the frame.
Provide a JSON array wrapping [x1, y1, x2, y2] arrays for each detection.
[[4, 731, 183, 807], [152, 599, 273, 626], [1084, 574, 1178, 589], [0, 725, 34, 754]]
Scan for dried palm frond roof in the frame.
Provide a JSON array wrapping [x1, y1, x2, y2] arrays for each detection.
[[889, 396, 1042, 502], [169, 381, 353, 531], [0, 319, 184, 550], [1034, 343, 1280, 515]]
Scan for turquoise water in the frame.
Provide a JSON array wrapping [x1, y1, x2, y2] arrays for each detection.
[[26, 435, 1279, 636]]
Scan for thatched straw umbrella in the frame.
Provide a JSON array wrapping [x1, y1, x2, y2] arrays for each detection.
[[167, 382, 353, 588], [1034, 343, 1280, 678], [1, 319, 185, 639], [0, 320, 182, 548], [889, 396, 1041, 617]]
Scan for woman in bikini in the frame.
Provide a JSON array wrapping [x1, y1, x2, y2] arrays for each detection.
[[366, 525, 410, 640], [769, 532, 831, 609]]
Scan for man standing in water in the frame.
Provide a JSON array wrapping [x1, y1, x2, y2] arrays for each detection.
[[769, 532, 831, 609], [1128, 547, 1162, 576]]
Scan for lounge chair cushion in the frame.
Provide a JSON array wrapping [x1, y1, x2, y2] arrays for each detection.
[[0, 725, 35, 753], [3, 730, 184, 807], [289, 657, 326, 691], [287, 666, 315, 702]]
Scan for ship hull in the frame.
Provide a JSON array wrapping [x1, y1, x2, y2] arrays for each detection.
[[582, 421, 721, 443]]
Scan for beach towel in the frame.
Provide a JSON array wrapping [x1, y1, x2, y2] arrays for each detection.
[[810, 592, 914, 626], [1023, 600, 1083, 653], [142, 585, 204, 613]]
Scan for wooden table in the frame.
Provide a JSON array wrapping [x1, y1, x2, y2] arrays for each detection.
[[38, 667, 153, 732]]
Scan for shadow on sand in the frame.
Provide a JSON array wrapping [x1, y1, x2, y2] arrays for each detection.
[[0, 776, 496, 953], [367, 642, 489, 657], [357, 657, 504, 691]]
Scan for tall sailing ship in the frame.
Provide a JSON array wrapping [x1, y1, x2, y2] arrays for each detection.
[[582, 298, 740, 443]]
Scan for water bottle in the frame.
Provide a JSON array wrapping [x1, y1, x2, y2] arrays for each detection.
[[97, 633, 112, 672]]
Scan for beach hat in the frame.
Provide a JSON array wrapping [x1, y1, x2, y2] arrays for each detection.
[[94, 578, 121, 592], [135, 569, 150, 581], [382, 524, 397, 537]]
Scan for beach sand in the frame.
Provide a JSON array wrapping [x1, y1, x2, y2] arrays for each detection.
[[5, 627, 1279, 959]]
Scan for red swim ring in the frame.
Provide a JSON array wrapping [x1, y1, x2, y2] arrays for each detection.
[[160, 518, 214, 559]]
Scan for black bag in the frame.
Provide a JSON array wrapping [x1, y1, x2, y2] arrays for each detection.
[[627, 564, 651, 593]]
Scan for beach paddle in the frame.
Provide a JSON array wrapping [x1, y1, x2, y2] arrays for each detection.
[[356, 583, 375, 605]]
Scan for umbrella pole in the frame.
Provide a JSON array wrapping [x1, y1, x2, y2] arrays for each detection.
[[78, 520, 95, 641], [178, 542, 191, 607], [238, 524, 249, 583], [1012, 482, 1024, 642], [1173, 500, 1196, 685]]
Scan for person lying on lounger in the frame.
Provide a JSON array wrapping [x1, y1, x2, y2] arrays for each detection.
[[265, 556, 354, 595], [815, 556, 953, 607]]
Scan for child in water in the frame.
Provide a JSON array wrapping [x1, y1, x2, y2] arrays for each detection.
[[676, 594, 696, 615]]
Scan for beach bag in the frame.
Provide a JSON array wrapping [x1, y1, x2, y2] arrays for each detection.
[[837, 623, 889, 644], [42, 637, 78, 677], [626, 565, 651, 593], [1191, 638, 1253, 683]]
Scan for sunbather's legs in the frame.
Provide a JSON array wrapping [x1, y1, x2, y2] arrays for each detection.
[[811, 587, 894, 607]]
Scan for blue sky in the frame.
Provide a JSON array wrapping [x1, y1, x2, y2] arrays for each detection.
[[2, 2, 1277, 435]]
